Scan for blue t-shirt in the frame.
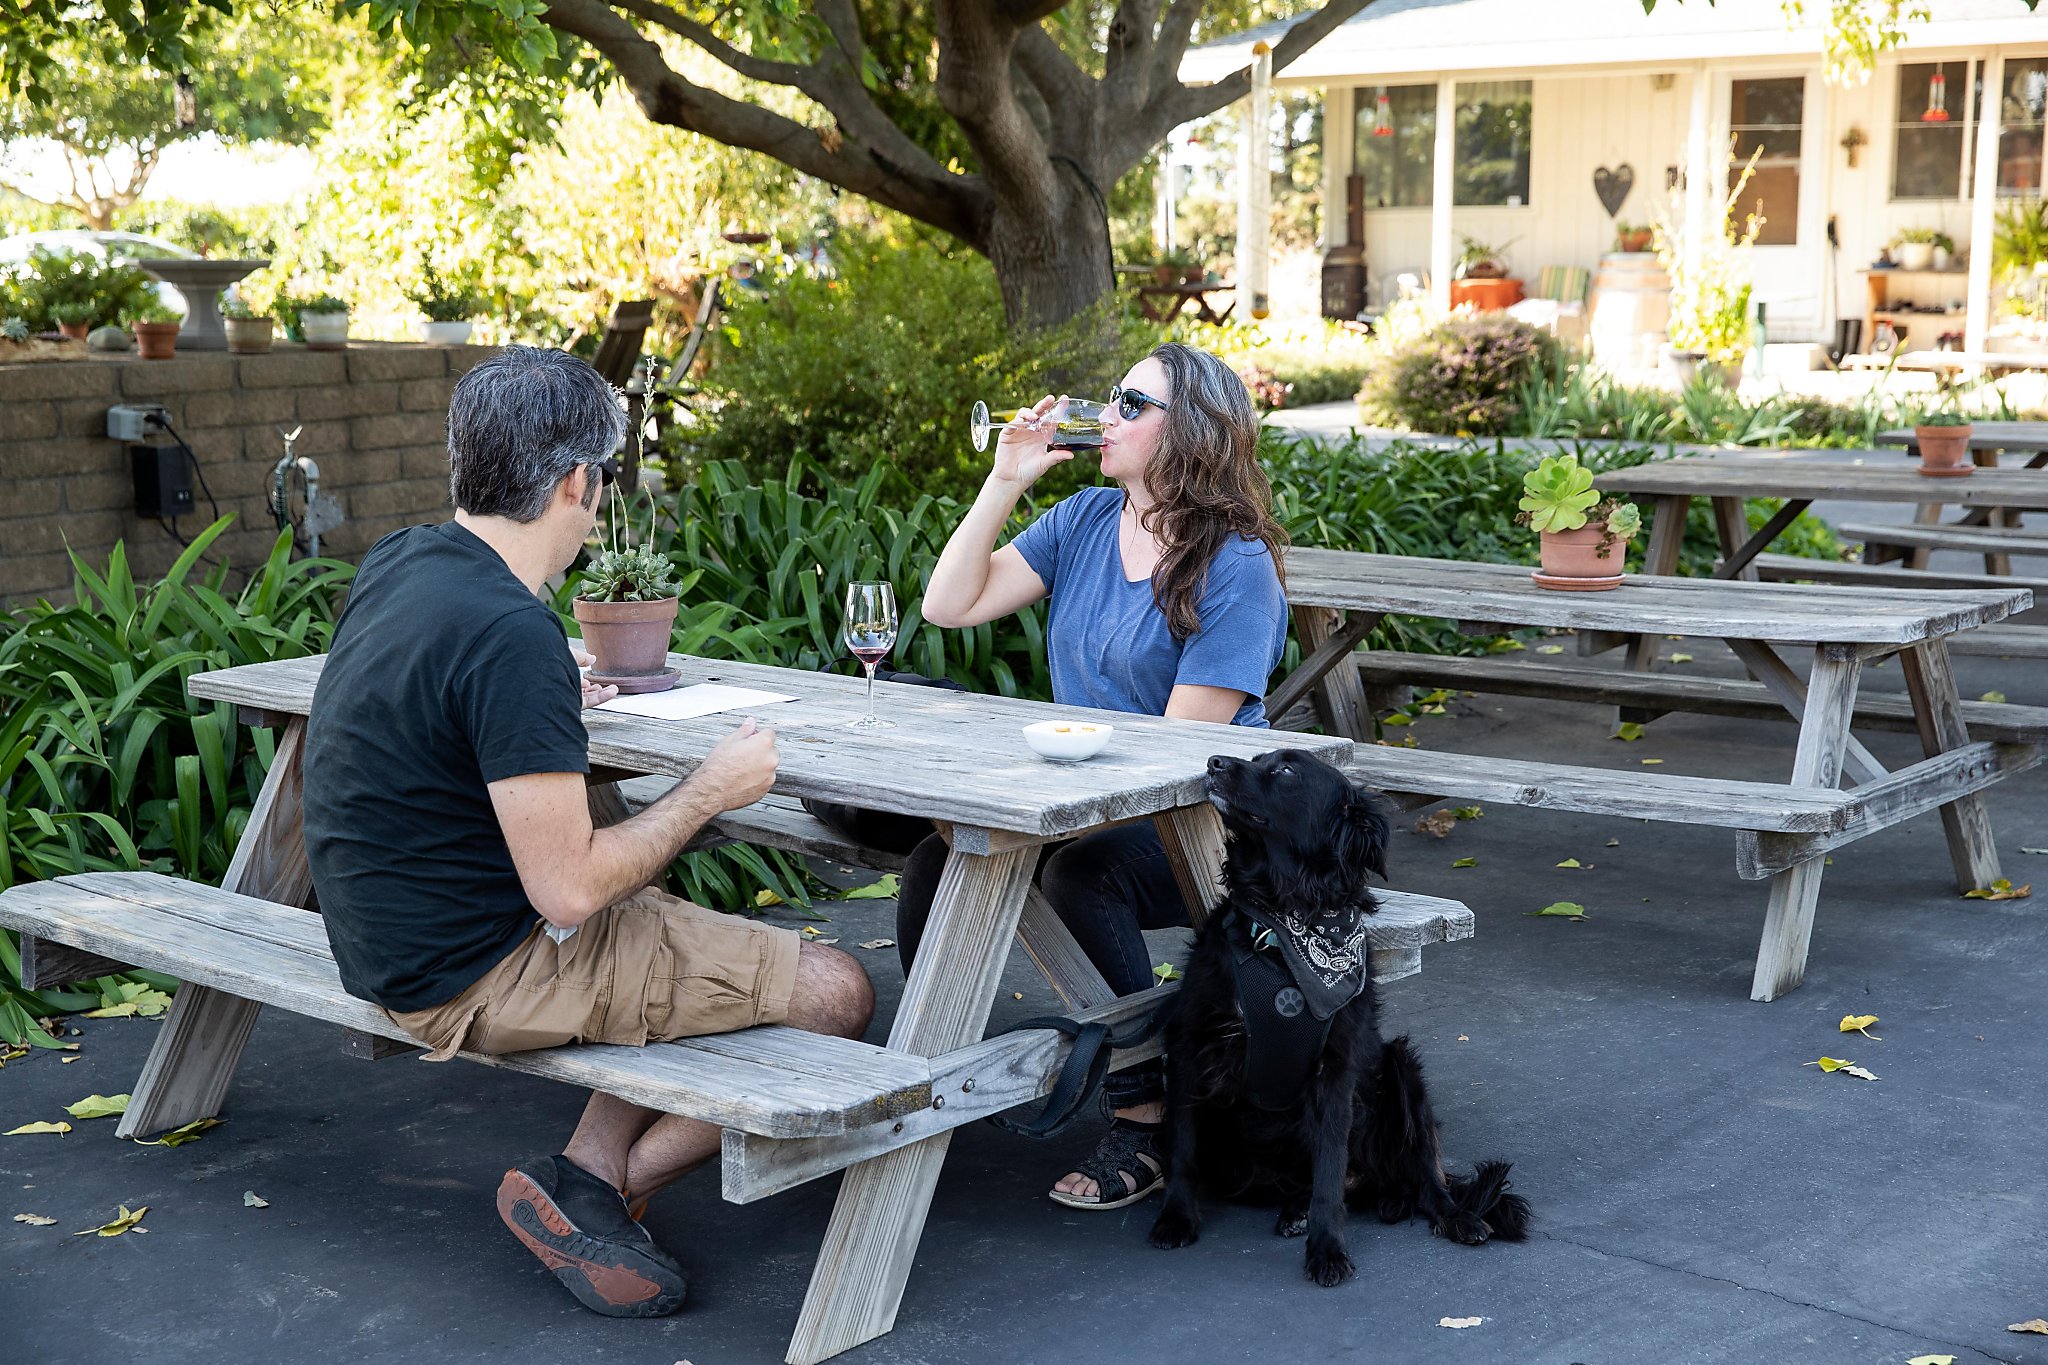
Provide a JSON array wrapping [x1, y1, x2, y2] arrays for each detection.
[[1010, 485, 1287, 727]]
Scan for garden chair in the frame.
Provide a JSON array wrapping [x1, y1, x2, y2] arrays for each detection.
[[588, 299, 657, 388]]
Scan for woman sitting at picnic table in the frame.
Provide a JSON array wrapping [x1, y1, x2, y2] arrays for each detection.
[[902, 341, 1289, 1208]]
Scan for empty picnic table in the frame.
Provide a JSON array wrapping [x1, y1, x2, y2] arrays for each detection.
[[1866, 423, 2048, 576], [37, 653, 1378, 1364], [1272, 546, 2043, 1001]]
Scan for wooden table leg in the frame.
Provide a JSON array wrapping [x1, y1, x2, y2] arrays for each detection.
[[1292, 606, 1374, 738], [785, 842, 1035, 1365], [116, 717, 312, 1139], [1751, 649, 1862, 1002], [1711, 496, 1759, 582], [1898, 638, 2003, 892], [1725, 639, 1889, 786], [1155, 801, 1228, 929], [1621, 494, 1691, 673], [1269, 608, 1380, 726]]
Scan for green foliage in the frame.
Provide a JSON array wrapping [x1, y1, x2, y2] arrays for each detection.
[[1517, 455, 1600, 533], [1604, 500, 1643, 540], [685, 233, 1156, 500], [1992, 198, 2048, 286], [50, 301, 97, 326], [1917, 409, 1971, 428], [123, 299, 180, 326], [1356, 312, 1563, 436], [1514, 360, 1893, 449], [1, 248, 156, 332], [1171, 317, 1374, 408], [408, 261, 483, 322], [0, 316, 26, 342], [220, 297, 266, 320], [1890, 226, 1954, 250]]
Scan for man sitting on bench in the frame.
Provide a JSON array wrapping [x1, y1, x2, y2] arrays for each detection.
[[301, 345, 874, 1319]]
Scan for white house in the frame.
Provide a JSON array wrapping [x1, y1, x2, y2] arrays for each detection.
[[1184, 0, 2048, 354]]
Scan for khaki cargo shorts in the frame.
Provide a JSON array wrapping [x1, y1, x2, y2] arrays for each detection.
[[386, 885, 802, 1061]]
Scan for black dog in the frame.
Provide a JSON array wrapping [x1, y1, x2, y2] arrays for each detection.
[[1147, 749, 1528, 1285]]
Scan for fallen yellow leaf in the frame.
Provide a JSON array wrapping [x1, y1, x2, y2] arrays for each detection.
[[2008, 1319, 2048, 1334], [855, 938, 896, 950], [13, 1213, 56, 1226], [1641, 757, 1665, 765], [1537, 644, 1564, 654], [65, 1093, 130, 1121], [74, 1204, 147, 1237], [1840, 1015, 1880, 1039], [1528, 902, 1588, 919], [1451, 857, 1477, 868], [1907, 1356, 1956, 1365], [1964, 880, 2031, 901], [4, 1121, 71, 1136], [1805, 1057, 1878, 1079], [1438, 1316, 1483, 1329], [756, 889, 786, 908], [1556, 858, 1582, 868], [1413, 810, 1457, 838], [134, 1116, 222, 1148], [1669, 653, 1693, 664], [1614, 722, 1644, 742]]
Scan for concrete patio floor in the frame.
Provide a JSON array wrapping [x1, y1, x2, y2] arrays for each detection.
[[5, 624, 2046, 1365]]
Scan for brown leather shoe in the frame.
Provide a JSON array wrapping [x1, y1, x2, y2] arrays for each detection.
[[496, 1156, 685, 1317]]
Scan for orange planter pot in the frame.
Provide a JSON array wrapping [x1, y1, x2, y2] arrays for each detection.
[[1449, 277, 1525, 312]]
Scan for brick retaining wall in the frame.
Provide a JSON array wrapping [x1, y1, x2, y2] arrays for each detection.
[[0, 343, 497, 605]]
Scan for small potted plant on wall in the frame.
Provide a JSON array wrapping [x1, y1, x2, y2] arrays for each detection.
[[1892, 227, 1943, 271], [410, 263, 481, 345], [295, 293, 351, 350], [1614, 222, 1655, 254], [222, 297, 275, 354], [573, 536, 681, 694], [1912, 408, 1974, 477], [1516, 453, 1643, 590], [51, 301, 96, 341], [124, 301, 182, 360]]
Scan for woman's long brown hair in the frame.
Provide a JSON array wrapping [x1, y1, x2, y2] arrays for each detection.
[[1137, 342, 1289, 641]]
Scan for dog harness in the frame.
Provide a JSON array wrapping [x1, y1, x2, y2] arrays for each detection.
[[1229, 902, 1372, 1110]]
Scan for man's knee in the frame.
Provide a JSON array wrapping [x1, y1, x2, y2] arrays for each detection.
[[792, 941, 874, 1037]]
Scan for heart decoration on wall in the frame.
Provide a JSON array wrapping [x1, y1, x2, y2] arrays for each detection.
[[1593, 164, 1635, 218]]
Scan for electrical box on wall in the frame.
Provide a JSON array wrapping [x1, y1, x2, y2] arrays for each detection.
[[131, 444, 195, 518], [107, 404, 171, 443]]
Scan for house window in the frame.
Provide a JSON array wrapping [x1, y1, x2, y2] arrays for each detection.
[[1353, 83, 1437, 208], [1454, 80, 1533, 206], [1729, 76, 1804, 245], [1998, 58, 2047, 195], [1892, 61, 1972, 200]]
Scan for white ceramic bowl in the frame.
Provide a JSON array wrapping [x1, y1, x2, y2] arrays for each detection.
[[1022, 719, 1115, 762]]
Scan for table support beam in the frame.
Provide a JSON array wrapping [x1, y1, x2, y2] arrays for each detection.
[[1725, 639, 1889, 786], [1898, 637, 2004, 892], [1752, 649, 1861, 1001]]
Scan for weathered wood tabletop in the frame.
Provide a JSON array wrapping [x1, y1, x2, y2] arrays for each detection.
[[177, 652, 1348, 1364], [1596, 456, 2048, 510], [1274, 544, 2035, 1003]]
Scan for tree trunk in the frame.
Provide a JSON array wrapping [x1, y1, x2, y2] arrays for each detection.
[[983, 170, 1116, 330]]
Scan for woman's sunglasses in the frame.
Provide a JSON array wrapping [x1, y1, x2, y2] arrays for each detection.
[[1107, 385, 1169, 421]]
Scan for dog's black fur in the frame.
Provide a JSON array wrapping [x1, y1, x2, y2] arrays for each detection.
[[1147, 749, 1530, 1285]]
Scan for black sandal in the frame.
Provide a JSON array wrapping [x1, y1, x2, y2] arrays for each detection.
[[1047, 1119, 1165, 1210]]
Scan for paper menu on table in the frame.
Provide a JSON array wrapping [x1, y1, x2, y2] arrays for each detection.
[[597, 682, 798, 721]]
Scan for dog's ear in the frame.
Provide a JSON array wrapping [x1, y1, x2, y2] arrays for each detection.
[[1338, 784, 1390, 880]]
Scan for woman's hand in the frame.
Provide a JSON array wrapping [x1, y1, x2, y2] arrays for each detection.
[[989, 393, 1074, 490]]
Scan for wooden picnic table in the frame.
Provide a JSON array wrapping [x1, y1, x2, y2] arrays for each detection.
[[1274, 546, 2040, 1001], [1132, 281, 1235, 324], [154, 653, 1350, 1364], [1866, 424, 2048, 574]]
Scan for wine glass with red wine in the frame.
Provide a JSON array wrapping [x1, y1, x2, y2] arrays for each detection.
[[843, 580, 899, 729]]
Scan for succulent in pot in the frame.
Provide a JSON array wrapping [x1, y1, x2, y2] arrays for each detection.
[[123, 301, 183, 360], [51, 301, 96, 340], [573, 539, 681, 694], [293, 292, 350, 350], [221, 297, 275, 354], [1912, 408, 1974, 478], [1516, 454, 1641, 590]]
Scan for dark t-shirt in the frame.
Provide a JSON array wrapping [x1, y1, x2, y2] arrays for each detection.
[[303, 522, 588, 1012]]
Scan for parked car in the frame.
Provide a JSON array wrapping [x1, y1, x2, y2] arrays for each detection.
[[0, 229, 196, 313]]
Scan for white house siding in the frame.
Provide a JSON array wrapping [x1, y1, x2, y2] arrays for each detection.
[[1326, 47, 2047, 342]]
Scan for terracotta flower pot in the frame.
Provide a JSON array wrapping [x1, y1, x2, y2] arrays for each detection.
[[1535, 522, 1630, 591], [1914, 423, 1974, 478], [57, 321, 91, 341], [225, 316, 274, 354], [131, 320, 180, 360], [1616, 232, 1653, 253], [573, 596, 680, 691]]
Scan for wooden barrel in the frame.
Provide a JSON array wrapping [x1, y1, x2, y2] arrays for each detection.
[[1589, 252, 1671, 370]]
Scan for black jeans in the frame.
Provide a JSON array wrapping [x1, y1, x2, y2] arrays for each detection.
[[895, 822, 1189, 1109]]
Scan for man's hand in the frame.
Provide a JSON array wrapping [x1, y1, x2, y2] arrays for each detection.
[[689, 719, 779, 812], [572, 647, 618, 709]]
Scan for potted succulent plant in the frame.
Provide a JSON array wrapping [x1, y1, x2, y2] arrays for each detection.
[[573, 542, 681, 693], [295, 293, 351, 350], [222, 297, 275, 354], [51, 301, 96, 341], [124, 301, 182, 360], [1, 316, 29, 346], [410, 263, 481, 345], [1516, 453, 1643, 590], [1913, 409, 1974, 478]]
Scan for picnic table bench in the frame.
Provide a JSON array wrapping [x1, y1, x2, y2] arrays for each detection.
[[1858, 422, 2048, 575], [1272, 546, 2045, 1002], [0, 652, 1478, 1365]]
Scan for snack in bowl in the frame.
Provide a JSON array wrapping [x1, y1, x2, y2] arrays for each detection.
[[1023, 719, 1115, 762]]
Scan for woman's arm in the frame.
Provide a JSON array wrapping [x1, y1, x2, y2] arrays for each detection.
[[923, 393, 1071, 629], [1165, 684, 1249, 724]]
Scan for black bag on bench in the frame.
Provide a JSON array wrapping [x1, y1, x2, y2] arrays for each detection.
[[801, 668, 968, 856]]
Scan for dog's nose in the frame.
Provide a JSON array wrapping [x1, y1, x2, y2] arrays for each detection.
[[1207, 756, 1230, 773]]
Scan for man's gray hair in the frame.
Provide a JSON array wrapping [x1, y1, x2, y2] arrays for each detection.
[[447, 345, 627, 522]]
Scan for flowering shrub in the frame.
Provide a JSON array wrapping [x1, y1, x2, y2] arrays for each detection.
[[1237, 363, 1294, 411], [1355, 311, 1562, 436]]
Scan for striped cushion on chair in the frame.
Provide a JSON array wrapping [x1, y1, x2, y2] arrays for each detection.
[[1535, 265, 1590, 305]]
